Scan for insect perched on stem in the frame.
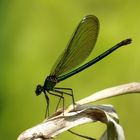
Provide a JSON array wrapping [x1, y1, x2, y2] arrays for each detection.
[[35, 15, 132, 118]]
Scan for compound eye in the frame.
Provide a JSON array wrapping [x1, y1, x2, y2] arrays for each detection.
[[35, 85, 43, 95]]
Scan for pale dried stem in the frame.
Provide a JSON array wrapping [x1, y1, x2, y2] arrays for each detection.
[[65, 82, 140, 113], [17, 82, 140, 140]]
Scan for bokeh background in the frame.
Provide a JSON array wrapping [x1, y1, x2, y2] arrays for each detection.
[[0, 0, 140, 140]]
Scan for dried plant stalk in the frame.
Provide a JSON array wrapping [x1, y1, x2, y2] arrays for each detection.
[[17, 82, 140, 140]]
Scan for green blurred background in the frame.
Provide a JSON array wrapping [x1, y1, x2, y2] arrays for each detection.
[[0, 0, 140, 140]]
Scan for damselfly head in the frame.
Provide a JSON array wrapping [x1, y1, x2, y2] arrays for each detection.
[[35, 85, 43, 95]]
